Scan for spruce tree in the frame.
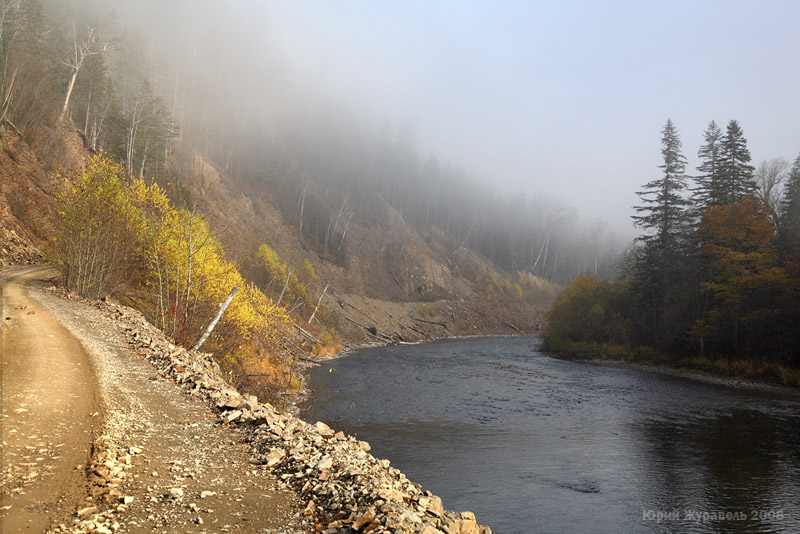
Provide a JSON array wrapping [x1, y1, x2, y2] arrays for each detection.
[[692, 120, 724, 215], [631, 120, 692, 322], [719, 120, 756, 204], [633, 120, 691, 256], [778, 152, 800, 256]]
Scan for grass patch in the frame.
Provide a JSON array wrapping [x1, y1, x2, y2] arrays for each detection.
[[312, 327, 343, 357], [416, 302, 439, 318]]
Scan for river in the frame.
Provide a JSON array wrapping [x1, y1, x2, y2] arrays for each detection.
[[302, 337, 800, 534]]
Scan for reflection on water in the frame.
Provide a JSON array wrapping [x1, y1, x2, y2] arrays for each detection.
[[302, 337, 800, 534]]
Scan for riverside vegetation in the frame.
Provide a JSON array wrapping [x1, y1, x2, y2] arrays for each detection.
[[543, 121, 800, 386]]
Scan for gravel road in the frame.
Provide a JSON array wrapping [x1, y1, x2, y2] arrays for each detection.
[[1, 266, 304, 533]]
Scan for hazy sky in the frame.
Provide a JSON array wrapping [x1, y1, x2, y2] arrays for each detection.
[[246, 0, 799, 237], [116, 0, 800, 238]]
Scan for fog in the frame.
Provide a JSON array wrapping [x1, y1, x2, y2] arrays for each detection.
[[89, 0, 800, 239]]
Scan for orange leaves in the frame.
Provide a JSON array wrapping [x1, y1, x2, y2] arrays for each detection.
[[698, 197, 775, 252], [693, 197, 794, 352]]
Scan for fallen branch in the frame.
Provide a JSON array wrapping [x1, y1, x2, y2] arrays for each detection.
[[331, 290, 364, 314], [502, 320, 520, 332], [408, 325, 426, 336], [389, 270, 404, 292], [345, 315, 394, 343], [294, 324, 319, 344], [277, 267, 293, 306], [412, 316, 448, 330]]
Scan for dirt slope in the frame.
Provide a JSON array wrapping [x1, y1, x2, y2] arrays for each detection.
[[1, 266, 303, 533]]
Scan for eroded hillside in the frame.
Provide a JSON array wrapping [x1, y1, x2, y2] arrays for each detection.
[[0, 124, 551, 352]]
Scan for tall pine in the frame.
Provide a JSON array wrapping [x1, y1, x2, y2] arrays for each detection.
[[631, 120, 692, 341], [719, 120, 756, 204], [692, 120, 724, 215]]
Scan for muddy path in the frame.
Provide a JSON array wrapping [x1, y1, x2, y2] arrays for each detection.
[[1, 266, 304, 533]]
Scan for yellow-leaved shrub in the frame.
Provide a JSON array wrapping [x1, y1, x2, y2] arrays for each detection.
[[53, 155, 300, 402]]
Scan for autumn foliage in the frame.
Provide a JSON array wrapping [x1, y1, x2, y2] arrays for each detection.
[[545, 196, 800, 377], [52, 155, 298, 401], [693, 198, 794, 356]]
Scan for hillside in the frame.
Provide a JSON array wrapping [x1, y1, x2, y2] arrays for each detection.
[[0, 122, 550, 350]]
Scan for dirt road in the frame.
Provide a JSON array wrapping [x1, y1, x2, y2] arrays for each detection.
[[1, 266, 303, 533], [1, 266, 99, 531]]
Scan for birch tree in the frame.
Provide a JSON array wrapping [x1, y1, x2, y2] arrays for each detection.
[[59, 25, 108, 124]]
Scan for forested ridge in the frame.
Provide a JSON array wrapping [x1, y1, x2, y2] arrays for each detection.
[[545, 119, 800, 384], [6, 0, 797, 388], [1, 0, 619, 283], [1, 0, 598, 403]]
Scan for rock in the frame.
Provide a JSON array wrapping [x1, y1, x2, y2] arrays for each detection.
[[316, 455, 334, 470], [352, 507, 377, 531], [422, 526, 444, 534], [122, 496, 134, 504], [266, 448, 285, 467], [200, 490, 217, 498], [419, 495, 444, 516], [358, 440, 371, 452], [76, 506, 97, 518], [223, 409, 243, 423], [314, 421, 335, 439], [443, 514, 481, 534], [220, 397, 243, 410], [169, 487, 184, 498]]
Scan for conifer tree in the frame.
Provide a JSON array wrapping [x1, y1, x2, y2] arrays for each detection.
[[719, 120, 756, 204], [778, 153, 800, 256], [631, 120, 692, 337], [632, 120, 691, 266], [692, 120, 724, 215]]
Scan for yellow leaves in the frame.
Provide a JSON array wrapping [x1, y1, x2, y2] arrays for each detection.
[[253, 244, 315, 310], [53, 154, 147, 297], [53, 154, 299, 404], [300, 258, 318, 282]]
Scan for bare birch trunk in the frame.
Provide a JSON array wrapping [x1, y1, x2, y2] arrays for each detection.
[[192, 286, 238, 351]]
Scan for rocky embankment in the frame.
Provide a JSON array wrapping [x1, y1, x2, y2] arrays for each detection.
[[80, 295, 494, 534]]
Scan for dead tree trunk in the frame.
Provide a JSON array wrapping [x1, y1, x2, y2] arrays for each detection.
[[308, 284, 329, 325], [192, 286, 238, 351], [277, 267, 293, 306]]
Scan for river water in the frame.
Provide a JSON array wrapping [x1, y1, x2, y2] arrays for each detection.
[[302, 337, 800, 534]]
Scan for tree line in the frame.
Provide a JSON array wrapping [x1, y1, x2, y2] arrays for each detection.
[[545, 119, 800, 382]]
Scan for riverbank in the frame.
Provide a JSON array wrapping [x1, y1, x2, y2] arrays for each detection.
[[548, 343, 800, 394], [52, 287, 496, 534]]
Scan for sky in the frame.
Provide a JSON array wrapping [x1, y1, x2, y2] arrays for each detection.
[[250, 0, 800, 238], [111, 0, 800, 239]]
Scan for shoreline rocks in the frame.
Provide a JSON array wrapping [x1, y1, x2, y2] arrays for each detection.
[[75, 293, 495, 534]]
